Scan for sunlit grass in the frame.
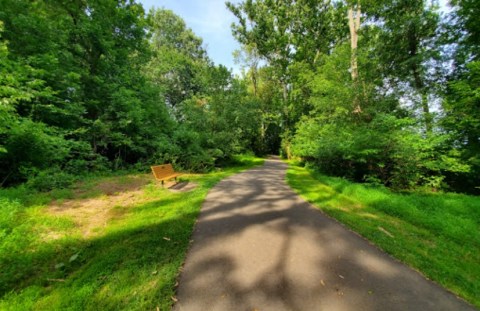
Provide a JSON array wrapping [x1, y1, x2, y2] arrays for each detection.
[[0, 155, 263, 310], [287, 164, 480, 308]]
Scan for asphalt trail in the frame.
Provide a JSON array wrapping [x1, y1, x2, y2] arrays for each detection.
[[173, 158, 476, 311]]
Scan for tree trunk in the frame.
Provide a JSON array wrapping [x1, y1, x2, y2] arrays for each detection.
[[348, 2, 362, 114], [282, 81, 288, 103], [412, 58, 432, 134], [282, 80, 289, 129], [421, 92, 432, 134], [348, 4, 360, 81], [251, 67, 258, 97]]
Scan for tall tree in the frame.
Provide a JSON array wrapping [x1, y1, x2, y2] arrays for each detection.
[[234, 44, 261, 96], [147, 8, 208, 109], [227, 0, 339, 146], [449, 0, 480, 62], [368, 0, 440, 134], [348, 1, 361, 82]]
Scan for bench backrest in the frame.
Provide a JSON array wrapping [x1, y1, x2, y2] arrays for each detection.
[[151, 164, 177, 180]]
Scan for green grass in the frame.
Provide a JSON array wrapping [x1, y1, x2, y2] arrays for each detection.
[[286, 164, 480, 308], [0, 155, 264, 310]]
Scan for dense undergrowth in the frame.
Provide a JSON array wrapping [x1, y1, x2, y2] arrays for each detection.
[[0, 155, 263, 310]]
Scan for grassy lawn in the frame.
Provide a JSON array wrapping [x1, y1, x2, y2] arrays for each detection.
[[0, 155, 263, 311], [287, 164, 480, 308]]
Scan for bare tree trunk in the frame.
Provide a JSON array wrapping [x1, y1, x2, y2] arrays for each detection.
[[348, 4, 360, 81], [421, 93, 432, 134], [348, 2, 362, 114], [412, 56, 432, 134], [251, 67, 258, 97], [281, 80, 289, 130]]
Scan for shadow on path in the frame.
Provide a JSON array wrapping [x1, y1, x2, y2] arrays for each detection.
[[173, 159, 476, 311]]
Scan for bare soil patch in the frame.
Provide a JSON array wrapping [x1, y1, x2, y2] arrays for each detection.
[[47, 174, 154, 238], [44, 174, 196, 239], [48, 189, 145, 237], [73, 174, 151, 196]]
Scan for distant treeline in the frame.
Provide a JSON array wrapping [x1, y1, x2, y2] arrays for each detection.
[[226, 0, 480, 193], [1, 0, 479, 194], [0, 1, 264, 190]]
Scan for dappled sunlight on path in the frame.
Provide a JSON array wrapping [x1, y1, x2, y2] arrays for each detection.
[[173, 159, 476, 311]]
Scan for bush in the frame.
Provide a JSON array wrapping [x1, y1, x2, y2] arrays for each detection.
[[0, 119, 70, 186], [26, 167, 77, 192], [291, 114, 469, 190], [151, 128, 215, 173]]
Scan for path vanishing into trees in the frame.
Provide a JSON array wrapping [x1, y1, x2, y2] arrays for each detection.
[[173, 158, 476, 311]]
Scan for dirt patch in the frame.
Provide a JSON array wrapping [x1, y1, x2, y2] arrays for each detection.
[[47, 174, 155, 238], [48, 189, 145, 237], [44, 174, 195, 239], [74, 174, 152, 197]]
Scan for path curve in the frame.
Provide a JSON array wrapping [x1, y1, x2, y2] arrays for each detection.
[[173, 158, 476, 311]]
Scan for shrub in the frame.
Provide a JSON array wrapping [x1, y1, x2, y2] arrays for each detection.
[[0, 119, 70, 186], [26, 167, 77, 192], [291, 114, 469, 190]]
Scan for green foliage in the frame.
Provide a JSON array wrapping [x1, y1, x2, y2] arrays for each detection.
[[0, 120, 71, 185], [0, 155, 263, 310], [0, 0, 476, 196], [293, 114, 469, 190], [443, 60, 480, 192], [170, 126, 213, 172], [287, 164, 480, 308], [26, 168, 77, 192], [0, 2, 264, 188], [228, 0, 479, 192], [450, 0, 480, 61], [0, 198, 30, 294], [146, 8, 207, 108]]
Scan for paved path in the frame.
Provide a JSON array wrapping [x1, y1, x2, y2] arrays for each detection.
[[173, 158, 476, 311]]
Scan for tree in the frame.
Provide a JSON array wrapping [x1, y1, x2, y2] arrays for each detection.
[[449, 0, 480, 62], [234, 44, 261, 96], [367, 0, 440, 134], [348, 1, 361, 82], [147, 8, 208, 109], [227, 0, 340, 154]]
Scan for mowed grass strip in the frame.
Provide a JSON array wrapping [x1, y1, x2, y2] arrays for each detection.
[[0, 155, 263, 311], [287, 164, 480, 309]]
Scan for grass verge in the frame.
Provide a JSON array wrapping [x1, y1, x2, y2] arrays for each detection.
[[0, 155, 263, 311], [287, 164, 480, 308]]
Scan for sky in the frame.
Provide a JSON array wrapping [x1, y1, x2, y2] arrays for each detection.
[[138, 0, 451, 75], [138, 0, 241, 73]]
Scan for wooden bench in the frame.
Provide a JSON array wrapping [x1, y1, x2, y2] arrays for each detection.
[[150, 164, 183, 186]]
